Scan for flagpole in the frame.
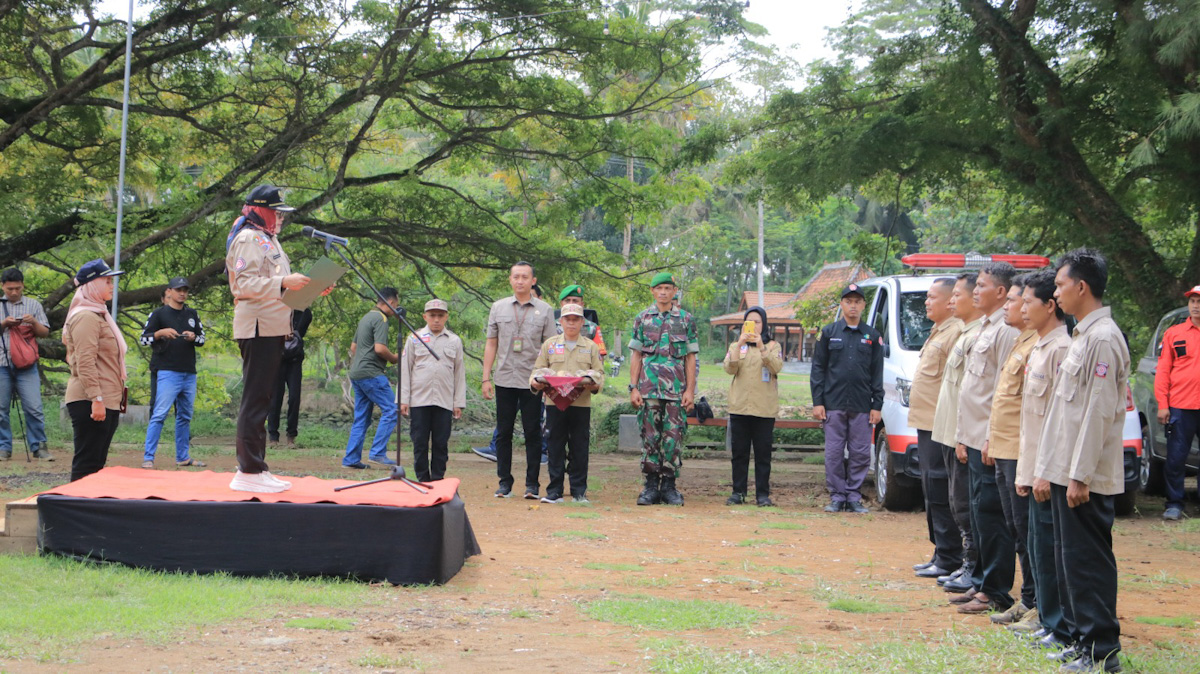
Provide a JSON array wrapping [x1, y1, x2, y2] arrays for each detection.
[[111, 0, 135, 317]]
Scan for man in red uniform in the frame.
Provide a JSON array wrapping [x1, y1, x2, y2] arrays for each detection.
[[1154, 284, 1200, 521]]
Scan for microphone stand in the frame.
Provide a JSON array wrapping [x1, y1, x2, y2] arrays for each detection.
[[317, 239, 439, 467]]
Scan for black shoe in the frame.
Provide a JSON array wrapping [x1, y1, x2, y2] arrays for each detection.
[[756, 495, 775, 507], [1046, 645, 1081, 663], [636, 474, 661, 506], [343, 462, 368, 470], [494, 486, 513, 498], [824, 501, 844, 513], [916, 564, 953, 579], [1061, 653, 1122, 673], [726, 492, 746, 506], [913, 560, 935, 572], [1022, 627, 1051, 640], [1031, 633, 1071, 651], [937, 567, 964, 585], [524, 488, 539, 500], [846, 501, 869, 514], [943, 576, 975, 593], [660, 475, 684, 506]]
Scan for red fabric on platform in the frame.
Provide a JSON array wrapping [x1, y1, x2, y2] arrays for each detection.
[[39, 466, 459, 508]]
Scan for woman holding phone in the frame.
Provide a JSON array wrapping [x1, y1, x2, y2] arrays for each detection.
[[723, 306, 784, 506]]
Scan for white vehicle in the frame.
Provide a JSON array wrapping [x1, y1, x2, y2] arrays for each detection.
[[848, 254, 1143, 514]]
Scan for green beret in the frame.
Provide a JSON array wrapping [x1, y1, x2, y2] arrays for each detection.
[[650, 271, 676, 287], [558, 284, 583, 302]]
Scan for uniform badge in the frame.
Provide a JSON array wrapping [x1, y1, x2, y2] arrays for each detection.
[[554, 343, 565, 355], [235, 257, 247, 271], [421, 334, 431, 343], [1095, 362, 1109, 378], [188, 318, 196, 327]]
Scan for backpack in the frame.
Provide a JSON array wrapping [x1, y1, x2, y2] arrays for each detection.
[[1, 301, 38, 370]]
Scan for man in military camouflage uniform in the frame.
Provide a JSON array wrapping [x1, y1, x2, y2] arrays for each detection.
[[628, 272, 698, 506], [556, 284, 607, 358]]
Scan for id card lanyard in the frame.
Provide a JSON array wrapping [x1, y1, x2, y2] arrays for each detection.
[[512, 301, 532, 353]]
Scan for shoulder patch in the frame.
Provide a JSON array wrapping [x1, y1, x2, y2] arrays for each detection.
[[1095, 362, 1109, 378], [235, 257, 247, 272]]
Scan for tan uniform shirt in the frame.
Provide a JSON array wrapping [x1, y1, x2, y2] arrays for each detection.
[[1016, 325, 1071, 487], [987, 329, 1037, 460], [487, 295, 557, 389], [530, 334, 606, 407], [908, 317, 964, 432], [226, 226, 292, 339], [723, 340, 784, 418], [63, 311, 126, 410], [400, 327, 466, 412], [931, 318, 982, 447], [957, 308, 1019, 449], [1034, 307, 1130, 495]]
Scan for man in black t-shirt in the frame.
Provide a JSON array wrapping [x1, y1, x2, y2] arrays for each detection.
[[139, 277, 206, 468]]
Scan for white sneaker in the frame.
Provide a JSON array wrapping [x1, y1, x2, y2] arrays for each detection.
[[230, 471, 289, 493], [262, 471, 292, 489]]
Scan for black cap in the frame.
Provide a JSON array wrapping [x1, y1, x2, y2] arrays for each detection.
[[244, 185, 296, 212], [74, 259, 125, 287], [840, 283, 865, 299], [167, 277, 190, 290]]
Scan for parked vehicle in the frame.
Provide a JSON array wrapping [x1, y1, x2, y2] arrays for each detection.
[[1130, 307, 1200, 496], [845, 255, 1143, 514]]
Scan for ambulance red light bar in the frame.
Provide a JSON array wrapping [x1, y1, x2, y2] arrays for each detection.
[[901, 253, 1051, 270]]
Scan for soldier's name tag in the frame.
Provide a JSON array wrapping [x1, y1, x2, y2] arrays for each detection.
[[512, 338, 523, 353], [761, 367, 770, 383]]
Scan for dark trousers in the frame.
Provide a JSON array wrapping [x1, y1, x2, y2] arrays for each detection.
[[730, 414, 774, 498], [995, 458, 1034, 608], [967, 447, 1014, 608], [823, 409, 872, 503], [918, 430, 962, 570], [942, 443, 975, 565], [67, 401, 120, 482], [1051, 483, 1121, 662], [148, 368, 158, 412], [1029, 496, 1070, 641], [410, 405, 453, 482], [268, 357, 304, 440], [495, 385, 543, 492], [546, 405, 590, 498], [1165, 407, 1200, 509], [236, 336, 283, 474]]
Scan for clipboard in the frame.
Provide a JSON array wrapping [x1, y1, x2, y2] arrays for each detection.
[[283, 256, 347, 310]]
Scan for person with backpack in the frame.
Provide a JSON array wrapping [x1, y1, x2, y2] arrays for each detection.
[[0, 267, 51, 461]]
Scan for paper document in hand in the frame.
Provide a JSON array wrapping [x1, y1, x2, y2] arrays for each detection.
[[283, 256, 347, 310]]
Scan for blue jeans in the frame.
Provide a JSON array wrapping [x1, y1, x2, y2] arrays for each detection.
[[343, 375, 397, 465], [143, 370, 196, 462], [0, 364, 47, 453]]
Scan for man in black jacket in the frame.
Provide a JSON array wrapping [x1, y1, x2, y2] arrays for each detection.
[[811, 284, 884, 513], [140, 277, 206, 468], [269, 308, 313, 446]]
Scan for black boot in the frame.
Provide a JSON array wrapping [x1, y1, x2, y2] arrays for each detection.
[[636, 474, 661, 506], [660, 474, 684, 506]]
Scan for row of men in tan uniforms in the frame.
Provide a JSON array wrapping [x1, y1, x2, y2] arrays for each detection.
[[907, 250, 1128, 674]]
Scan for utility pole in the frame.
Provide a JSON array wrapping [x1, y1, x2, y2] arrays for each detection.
[[757, 198, 765, 307]]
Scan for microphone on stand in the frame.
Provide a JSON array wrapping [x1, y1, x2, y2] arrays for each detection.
[[300, 226, 349, 247]]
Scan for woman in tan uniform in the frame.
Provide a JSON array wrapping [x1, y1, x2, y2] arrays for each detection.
[[63, 259, 127, 481], [723, 307, 784, 506]]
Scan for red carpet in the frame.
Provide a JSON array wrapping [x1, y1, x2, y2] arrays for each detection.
[[40, 466, 458, 508]]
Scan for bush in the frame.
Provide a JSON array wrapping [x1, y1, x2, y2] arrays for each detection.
[[599, 402, 637, 436]]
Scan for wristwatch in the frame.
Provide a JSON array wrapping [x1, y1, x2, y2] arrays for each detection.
[[627, 384, 636, 392]]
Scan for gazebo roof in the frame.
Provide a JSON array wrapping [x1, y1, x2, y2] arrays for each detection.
[[710, 260, 873, 327]]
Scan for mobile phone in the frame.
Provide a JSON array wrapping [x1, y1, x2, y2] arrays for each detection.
[[743, 320, 756, 334]]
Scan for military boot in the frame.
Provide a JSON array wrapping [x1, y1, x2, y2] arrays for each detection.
[[636, 474, 661, 506], [660, 474, 684, 506]]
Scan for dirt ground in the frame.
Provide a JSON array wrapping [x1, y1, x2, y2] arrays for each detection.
[[4, 442, 1200, 672]]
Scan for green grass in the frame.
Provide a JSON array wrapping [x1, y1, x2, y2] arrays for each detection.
[[509, 608, 535, 619], [811, 577, 902, 614], [756, 565, 805, 576], [801, 454, 826, 465], [1170, 540, 1200, 552], [584, 562, 644, 572], [583, 595, 770, 630], [1177, 519, 1200, 533], [565, 511, 602, 519], [0, 555, 380, 662], [1134, 615, 1197, 628], [736, 538, 780, 547], [353, 651, 425, 669], [552, 529, 606, 541], [757, 521, 805, 530], [285, 617, 355, 631]]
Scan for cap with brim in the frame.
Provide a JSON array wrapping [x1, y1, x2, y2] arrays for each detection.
[[245, 184, 296, 212], [841, 283, 865, 299], [559, 284, 583, 302], [167, 276, 189, 290], [424, 299, 449, 313], [650, 271, 676, 287], [1185, 285, 1200, 298], [74, 259, 125, 287], [560, 304, 584, 318]]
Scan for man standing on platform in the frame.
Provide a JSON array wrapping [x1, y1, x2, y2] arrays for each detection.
[[1154, 285, 1200, 522], [1034, 249, 1128, 673], [481, 262, 557, 498], [400, 299, 465, 482], [932, 273, 983, 596], [908, 277, 964, 578], [268, 308, 313, 447], [139, 276, 206, 469], [0, 267, 51, 461], [954, 262, 1019, 616], [984, 275, 1038, 626], [811, 284, 884, 514], [342, 288, 402, 470], [629, 272, 698, 506]]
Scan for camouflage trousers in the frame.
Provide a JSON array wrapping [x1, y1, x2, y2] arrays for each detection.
[[638, 398, 685, 477]]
